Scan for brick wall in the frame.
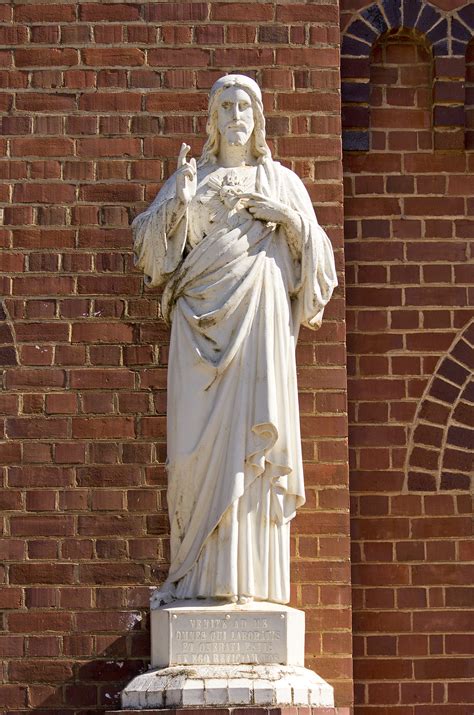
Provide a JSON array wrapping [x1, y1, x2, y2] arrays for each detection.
[[0, 2, 351, 713], [342, 1, 473, 713]]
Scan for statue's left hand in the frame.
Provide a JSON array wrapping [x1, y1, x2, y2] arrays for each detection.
[[241, 193, 300, 233]]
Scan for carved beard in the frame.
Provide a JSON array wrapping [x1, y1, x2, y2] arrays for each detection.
[[221, 125, 253, 147]]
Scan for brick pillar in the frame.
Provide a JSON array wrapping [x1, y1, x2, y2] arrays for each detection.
[[342, 3, 473, 711]]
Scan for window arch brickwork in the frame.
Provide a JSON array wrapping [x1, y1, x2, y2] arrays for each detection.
[[407, 319, 474, 492], [342, 0, 474, 150]]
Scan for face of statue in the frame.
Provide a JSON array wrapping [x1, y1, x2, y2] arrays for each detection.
[[217, 86, 255, 148]]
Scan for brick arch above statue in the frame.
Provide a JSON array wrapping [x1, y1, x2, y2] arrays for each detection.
[[405, 319, 474, 493], [341, 0, 473, 151]]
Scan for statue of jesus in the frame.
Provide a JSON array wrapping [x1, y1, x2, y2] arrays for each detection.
[[132, 74, 337, 607]]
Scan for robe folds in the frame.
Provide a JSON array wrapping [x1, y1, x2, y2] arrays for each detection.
[[133, 157, 337, 604]]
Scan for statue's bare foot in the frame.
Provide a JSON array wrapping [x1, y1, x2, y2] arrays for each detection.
[[237, 595, 253, 605], [225, 595, 254, 605], [150, 588, 175, 608]]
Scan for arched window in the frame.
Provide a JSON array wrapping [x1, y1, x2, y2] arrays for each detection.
[[370, 30, 432, 151]]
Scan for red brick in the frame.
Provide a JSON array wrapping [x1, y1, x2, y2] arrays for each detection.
[[406, 286, 467, 306], [45, 393, 77, 414], [11, 137, 74, 157], [211, 3, 273, 21], [0, 26, 28, 45], [78, 563, 145, 584], [28, 636, 60, 657], [77, 515, 142, 536], [415, 657, 471, 679], [367, 683, 400, 705], [80, 4, 140, 21], [277, 47, 339, 69], [89, 345, 122, 365], [404, 153, 467, 174], [353, 564, 409, 585], [6, 418, 67, 439], [10, 563, 75, 584], [161, 25, 193, 44], [15, 48, 78, 68], [12, 228, 75, 249], [405, 196, 465, 216], [13, 183, 75, 204], [10, 516, 74, 538], [15, 4, 75, 22], [445, 633, 474, 653], [138, 416, 167, 439], [8, 465, 73, 487], [147, 2, 208, 21], [0, 441, 21, 463], [82, 48, 145, 67], [9, 659, 74, 682], [0, 685, 27, 709], [278, 4, 338, 22], [77, 139, 138, 160], [80, 183, 141, 202], [149, 48, 210, 68], [345, 196, 402, 218], [195, 25, 225, 44], [6, 368, 66, 389], [72, 417, 135, 439], [448, 174, 474, 195], [366, 635, 397, 656], [70, 369, 134, 389], [214, 48, 274, 67], [278, 135, 341, 160], [71, 323, 134, 344], [79, 92, 141, 112], [55, 345, 86, 366], [80, 391, 114, 414], [354, 657, 412, 679]]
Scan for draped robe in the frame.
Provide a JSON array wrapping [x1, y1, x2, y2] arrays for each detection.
[[133, 157, 337, 604]]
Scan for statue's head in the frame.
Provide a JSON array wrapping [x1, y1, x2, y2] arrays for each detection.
[[198, 74, 271, 165]]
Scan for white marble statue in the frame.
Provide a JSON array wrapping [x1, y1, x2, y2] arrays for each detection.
[[133, 74, 337, 607]]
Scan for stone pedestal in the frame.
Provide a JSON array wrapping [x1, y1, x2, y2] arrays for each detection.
[[119, 600, 334, 710], [151, 599, 304, 668]]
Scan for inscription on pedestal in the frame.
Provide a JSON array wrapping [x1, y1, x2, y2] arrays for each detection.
[[151, 601, 305, 668], [170, 612, 286, 665]]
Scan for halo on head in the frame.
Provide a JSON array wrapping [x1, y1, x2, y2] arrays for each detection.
[[198, 73, 271, 166]]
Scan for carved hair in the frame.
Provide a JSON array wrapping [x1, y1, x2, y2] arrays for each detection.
[[197, 82, 272, 167]]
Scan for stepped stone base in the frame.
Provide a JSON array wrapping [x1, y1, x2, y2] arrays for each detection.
[[119, 664, 334, 709], [117, 601, 336, 712]]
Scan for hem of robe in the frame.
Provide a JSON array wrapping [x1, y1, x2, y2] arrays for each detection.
[[174, 477, 292, 604], [159, 419, 304, 599]]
